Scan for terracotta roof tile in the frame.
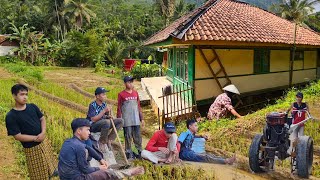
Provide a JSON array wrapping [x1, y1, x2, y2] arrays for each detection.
[[144, 0, 320, 46]]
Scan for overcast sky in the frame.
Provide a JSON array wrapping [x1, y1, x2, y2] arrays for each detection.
[[316, 4, 320, 12]]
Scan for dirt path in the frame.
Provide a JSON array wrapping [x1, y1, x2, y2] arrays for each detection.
[[0, 67, 14, 79], [0, 126, 24, 179], [184, 161, 266, 180], [44, 68, 122, 88]]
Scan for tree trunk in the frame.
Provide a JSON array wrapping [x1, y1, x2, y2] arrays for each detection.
[[289, 23, 297, 87]]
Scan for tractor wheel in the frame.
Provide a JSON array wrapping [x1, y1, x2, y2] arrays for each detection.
[[249, 134, 268, 173], [296, 136, 313, 178]]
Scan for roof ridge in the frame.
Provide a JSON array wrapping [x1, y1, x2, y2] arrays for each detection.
[[144, 0, 320, 46], [229, 0, 320, 37], [172, 0, 221, 39]]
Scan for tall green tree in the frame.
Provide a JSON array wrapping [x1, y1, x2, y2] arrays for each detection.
[[63, 0, 96, 29], [154, 0, 176, 26], [271, 0, 320, 86]]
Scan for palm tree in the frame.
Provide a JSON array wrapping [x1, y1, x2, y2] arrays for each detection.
[[154, 0, 176, 26], [63, 0, 96, 29], [272, 0, 319, 86], [105, 39, 125, 67]]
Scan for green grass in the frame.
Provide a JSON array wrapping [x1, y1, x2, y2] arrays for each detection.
[[84, 86, 123, 101], [133, 160, 215, 180], [175, 81, 320, 177], [35, 81, 94, 107], [3, 63, 44, 82]]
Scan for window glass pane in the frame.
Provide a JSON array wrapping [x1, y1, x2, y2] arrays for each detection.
[[176, 50, 179, 76], [180, 51, 184, 79], [254, 49, 261, 73], [294, 51, 304, 61], [254, 49, 270, 74], [185, 51, 188, 81]]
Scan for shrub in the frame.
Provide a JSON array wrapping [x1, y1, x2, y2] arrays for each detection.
[[4, 63, 44, 81], [63, 30, 106, 67], [130, 61, 161, 79]]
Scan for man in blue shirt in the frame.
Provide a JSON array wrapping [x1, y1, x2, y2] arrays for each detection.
[[58, 118, 144, 180], [178, 119, 236, 164], [87, 87, 123, 152]]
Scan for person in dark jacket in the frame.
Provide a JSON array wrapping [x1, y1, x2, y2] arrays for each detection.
[[58, 118, 144, 180]]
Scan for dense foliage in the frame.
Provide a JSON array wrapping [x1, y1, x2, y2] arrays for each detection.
[[0, 0, 319, 68]]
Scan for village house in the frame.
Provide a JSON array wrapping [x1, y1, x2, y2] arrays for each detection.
[[143, 0, 320, 110], [0, 34, 18, 56]]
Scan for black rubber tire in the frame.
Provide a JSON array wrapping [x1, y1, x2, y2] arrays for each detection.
[[249, 134, 264, 173], [296, 136, 313, 178]]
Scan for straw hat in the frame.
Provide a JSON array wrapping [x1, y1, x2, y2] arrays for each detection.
[[222, 84, 240, 95]]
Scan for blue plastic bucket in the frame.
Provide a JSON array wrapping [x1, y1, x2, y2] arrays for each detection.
[[192, 138, 206, 154]]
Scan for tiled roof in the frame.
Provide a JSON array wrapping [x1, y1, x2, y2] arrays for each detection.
[[144, 0, 320, 46]]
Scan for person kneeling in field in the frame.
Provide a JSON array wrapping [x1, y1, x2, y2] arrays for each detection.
[[178, 119, 236, 165], [58, 118, 144, 180], [141, 122, 181, 164]]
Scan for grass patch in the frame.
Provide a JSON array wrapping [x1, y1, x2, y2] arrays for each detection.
[[132, 160, 215, 180], [84, 86, 123, 101], [35, 81, 94, 107], [3, 63, 44, 82]]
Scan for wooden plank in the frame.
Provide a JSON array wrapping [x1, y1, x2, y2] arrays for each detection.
[[208, 57, 217, 64], [176, 85, 180, 115], [179, 84, 183, 116], [197, 46, 223, 90], [183, 83, 186, 114], [158, 87, 194, 98], [211, 47, 231, 84], [173, 85, 176, 117], [216, 68, 223, 76]]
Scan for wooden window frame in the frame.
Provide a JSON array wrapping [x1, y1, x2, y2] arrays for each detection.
[[254, 49, 270, 74]]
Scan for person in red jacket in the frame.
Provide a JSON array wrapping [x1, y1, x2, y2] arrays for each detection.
[[141, 122, 181, 164]]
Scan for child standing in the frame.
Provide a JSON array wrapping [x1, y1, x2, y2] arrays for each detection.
[[117, 76, 144, 159], [287, 92, 310, 139]]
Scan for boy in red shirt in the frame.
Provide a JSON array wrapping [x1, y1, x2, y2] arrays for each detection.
[[117, 76, 144, 159], [141, 122, 181, 164]]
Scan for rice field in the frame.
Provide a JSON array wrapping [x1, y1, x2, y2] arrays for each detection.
[[3, 64, 320, 179]]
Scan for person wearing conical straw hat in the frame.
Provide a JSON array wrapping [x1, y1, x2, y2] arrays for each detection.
[[207, 84, 243, 120]]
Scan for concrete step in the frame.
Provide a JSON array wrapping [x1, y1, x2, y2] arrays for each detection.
[[137, 89, 150, 106]]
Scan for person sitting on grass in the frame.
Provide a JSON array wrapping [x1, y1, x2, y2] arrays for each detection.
[[87, 87, 123, 152], [58, 118, 144, 180], [141, 122, 181, 164], [178, 119, 236, 165]]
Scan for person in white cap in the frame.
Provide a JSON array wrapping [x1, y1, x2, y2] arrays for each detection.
[[207, 84, 242, 120]]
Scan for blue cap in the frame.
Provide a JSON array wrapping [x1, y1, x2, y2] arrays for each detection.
[[296, 92, 303, 98], [71, 118, 91, 132], [164, 122, 176, 133], [123, 76, 135, 83], [95, 87, 109, 95]]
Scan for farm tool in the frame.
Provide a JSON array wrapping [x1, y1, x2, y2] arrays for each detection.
[[249, 110, 314, 178], [109, 108, 130, 169]]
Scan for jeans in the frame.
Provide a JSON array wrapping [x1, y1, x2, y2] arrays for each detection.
[[123, 126, 142, 156], [179, 149, 226, 164], [91, 118, 123, 143]]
